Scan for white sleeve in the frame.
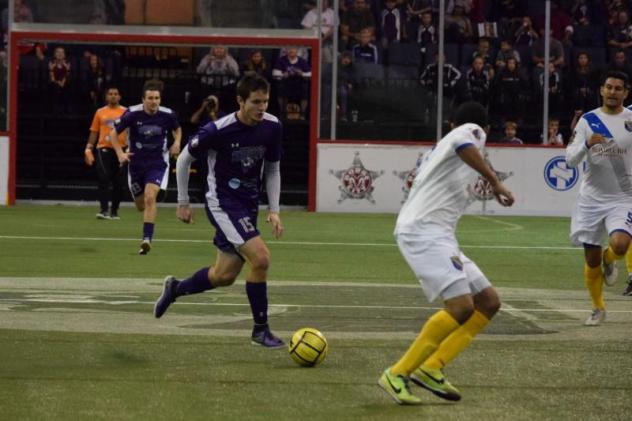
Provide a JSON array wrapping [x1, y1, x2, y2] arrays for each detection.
[[264, 160, 281, 213], [176, 147, 196, 205], [565, 117, 589, 168]]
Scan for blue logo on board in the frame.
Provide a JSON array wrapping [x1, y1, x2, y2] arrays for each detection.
[[543, 156, 578, 191]]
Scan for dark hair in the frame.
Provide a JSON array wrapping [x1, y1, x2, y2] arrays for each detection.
[[453, 101, 488, 127], [236, 74, 270, 100], [142, 79, 164, 97], [602, 70, 629, 88]]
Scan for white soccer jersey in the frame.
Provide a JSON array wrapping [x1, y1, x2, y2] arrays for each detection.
[[395, 123, 486, 234], [566, 107, 632, 202]]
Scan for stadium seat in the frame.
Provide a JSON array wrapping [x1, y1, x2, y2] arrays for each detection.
[[387, 43, 422, 66]]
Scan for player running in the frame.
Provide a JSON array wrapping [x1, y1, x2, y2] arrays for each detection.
[[153, 74, 286, 348], [566, 70, 632, 325]]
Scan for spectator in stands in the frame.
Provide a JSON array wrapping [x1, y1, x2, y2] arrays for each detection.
[[406, 0, 434, 23], [48, 46, 71, 114], [380, 0, 405, 48], [607, 9, 632, 51], [272, 46, 312, 119], [338, 50, 355, 121], [532, 28, 565, 68], [565, 51, 600, 113], [352, 28, 380, 64], [90, 0, 125, 25], [301, 0, 335, 63], [571, 0, 599, 26], [469, 36, 494, 67], [494, 38, 521, 70], [13, 0, 33, 23], [534, 2, 572, 41], [445, 0, 473, 43], [417, 10, 437, 54], [341, 0, 376, 49], [190, 94, 224, 127], [606, 49, 632, 82], [465, 55, 493, 108], [83, 53, 107, 109], [241, 49, 270, 80], [491, 56, 527, 122], [489, 0, 528, 39], [196, 46, 240, 90], [419, 52, 462, 104], [514, 16, 538, 46], [499, 120, 523, 144], [534, 62, 563, 117], [542, 118, 564, 145], [572, 12, 604, 47]]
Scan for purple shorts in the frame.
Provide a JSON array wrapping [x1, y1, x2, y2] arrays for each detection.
[[127, 164, 168, 198], [204, 205, 260, 256]]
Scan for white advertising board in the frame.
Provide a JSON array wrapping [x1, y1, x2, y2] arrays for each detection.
[[316, 143, 581, 217], [0, 136, 8, 206]]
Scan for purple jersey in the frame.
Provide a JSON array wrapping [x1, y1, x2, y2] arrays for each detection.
[[187, 112, 283, 211], [115, 104, 180, 168]]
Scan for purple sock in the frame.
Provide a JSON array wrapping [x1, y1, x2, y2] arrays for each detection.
[[175, 267, 214, 297], [143, 222, 154, 241], [246, 281, 268, 325]]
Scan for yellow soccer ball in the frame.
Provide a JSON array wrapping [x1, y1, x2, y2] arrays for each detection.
[[288, 327, 328, 367]]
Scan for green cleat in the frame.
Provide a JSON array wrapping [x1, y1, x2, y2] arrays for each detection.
[[410, 366, 462, 401], [378, 369, 422, 405]]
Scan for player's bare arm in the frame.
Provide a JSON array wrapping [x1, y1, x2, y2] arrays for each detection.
[[84, 131, 97, 166], [170, 127, 182, 157], [457, 144, 514, 206], [266, 212, 283, 239]]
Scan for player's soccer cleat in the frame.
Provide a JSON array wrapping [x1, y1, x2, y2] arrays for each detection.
[[153, 275, 179, 318], [109, 212, 120, 220], [96, 211, 110, 220], [584, 309, 606, 326], [410, 366, 462, 401], [378, 369, 422, 405], [139, 240, 151, 255], [602, 251, 618, 286], [251, 325, 285, 349], [622, 275, 632, 296]]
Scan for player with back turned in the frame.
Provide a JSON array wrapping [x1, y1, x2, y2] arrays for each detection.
[[378, 101, 514, 405], [566, 70, 632, 325], [152, 74, 286, 348]]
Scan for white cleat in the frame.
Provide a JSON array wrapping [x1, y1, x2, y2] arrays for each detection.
[[139, 240, 151, 255], [584, 309, 606, 326]]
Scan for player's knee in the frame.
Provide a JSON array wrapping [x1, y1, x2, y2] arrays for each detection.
[[448, 304, 475, 324], [482, 296, 501, 318], [144, 195, 156, 209], [250, 251, 271, 272], [212, 272, 237, 286], [610, 241, 629, 257]]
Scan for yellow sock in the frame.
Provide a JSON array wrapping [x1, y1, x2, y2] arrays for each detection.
[[626, 248, 632, 274], [584, 263, 605, 310], [603, 247, 624, 265], [423, 310, 490, 370], [390, 310, 459, 376]]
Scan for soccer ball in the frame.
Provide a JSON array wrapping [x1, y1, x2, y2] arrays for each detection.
[[288, 327, 328, 367]]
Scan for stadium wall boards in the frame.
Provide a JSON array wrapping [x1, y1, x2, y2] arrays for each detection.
[[0, 136, 7, 205], [316, 142, 579, 217]]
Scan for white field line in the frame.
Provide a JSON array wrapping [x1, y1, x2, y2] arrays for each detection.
[[0, 234, 579, 250]]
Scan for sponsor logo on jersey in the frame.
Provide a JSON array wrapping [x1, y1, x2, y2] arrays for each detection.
[[329, 152, 384, 204], [543, 156, 578, 191]]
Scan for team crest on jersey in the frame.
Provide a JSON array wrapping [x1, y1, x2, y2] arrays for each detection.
[[393, 152, 424, 203], [330, 152, 384, 203], [190, 136, 199, 148], [472, 129, 481, 140], [450, 255, 463, 271], [466, 153, 513, 203]]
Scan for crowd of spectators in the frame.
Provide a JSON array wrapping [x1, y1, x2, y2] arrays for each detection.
[[10, 0, 632, 144]]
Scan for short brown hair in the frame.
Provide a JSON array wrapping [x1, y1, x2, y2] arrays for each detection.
[[142, 79, 164, 98]]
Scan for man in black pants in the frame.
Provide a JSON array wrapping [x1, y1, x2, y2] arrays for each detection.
[[84, 87, 127, 219]]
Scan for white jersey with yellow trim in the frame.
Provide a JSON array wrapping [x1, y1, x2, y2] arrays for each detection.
[[395, 123, 486, 234], [566, 107, 632, 202]]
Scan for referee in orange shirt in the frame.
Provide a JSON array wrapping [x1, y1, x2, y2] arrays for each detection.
[[84, 87, 128, 219]]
